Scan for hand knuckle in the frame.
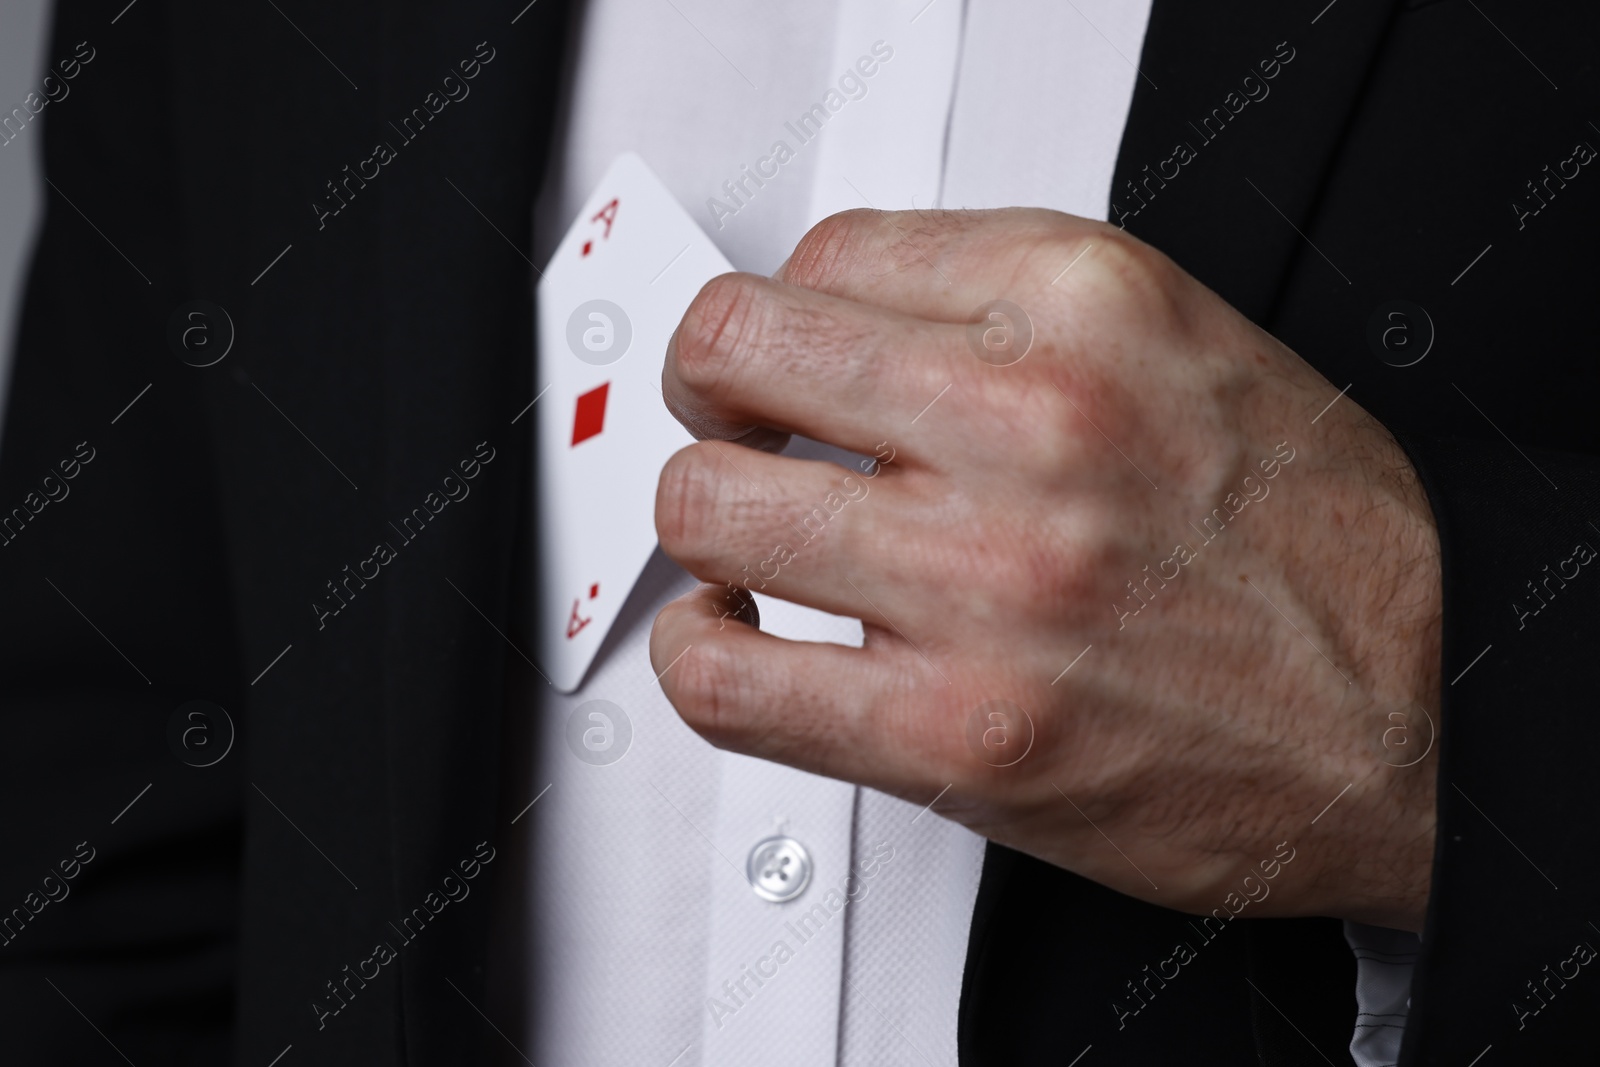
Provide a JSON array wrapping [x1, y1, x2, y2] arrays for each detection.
[[1007, 538, 1086, 612], [1041, 529, 1106, 610], [781, 209, 879, 290], [672, 644, 743, 743], [1086, 229, 1157, 284], [655, 446, 720, 561], [676, 273, 761, 391], [1080, 230, 1184, 319], [1001, 385, 1089, 477]]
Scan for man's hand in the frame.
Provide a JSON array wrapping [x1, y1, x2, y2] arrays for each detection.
[[650, 208, 1441, 932]]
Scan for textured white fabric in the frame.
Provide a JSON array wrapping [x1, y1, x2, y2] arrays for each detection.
[[942, 0, 1155, 217], [516, 2, 1412, 1065], [520, 553, 718, 1066], [801, 0, 965, 224], [691, 558, 862, 1067], [837, 787, 988, 1067], [1345, 922, 1421, 1067]]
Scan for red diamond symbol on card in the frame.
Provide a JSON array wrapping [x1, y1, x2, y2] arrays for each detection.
[[571, 382, 609, 446]]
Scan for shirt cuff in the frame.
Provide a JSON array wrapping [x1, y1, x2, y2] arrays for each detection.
[[1344, 920, 1420, 1067]]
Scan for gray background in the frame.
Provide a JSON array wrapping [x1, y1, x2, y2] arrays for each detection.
[[0, 0, 54, 440]]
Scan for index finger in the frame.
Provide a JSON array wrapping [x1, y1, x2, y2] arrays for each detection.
[[774, 207, 1103, 319], [661, 271, 966, 464]]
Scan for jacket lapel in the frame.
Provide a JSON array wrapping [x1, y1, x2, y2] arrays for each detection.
[[162, 0, 574, 1060], [1113, 0, 1402, 322]]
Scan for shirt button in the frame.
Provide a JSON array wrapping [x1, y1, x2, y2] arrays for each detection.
[[747, 836, 812, 903]]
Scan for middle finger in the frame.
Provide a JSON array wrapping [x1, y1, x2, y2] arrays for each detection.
[[655, 439, 920, 625]]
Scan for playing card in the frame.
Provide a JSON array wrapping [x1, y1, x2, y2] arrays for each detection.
[[536, 152, 735, 692]]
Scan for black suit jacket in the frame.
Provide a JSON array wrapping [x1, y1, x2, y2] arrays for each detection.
[[1, 1, 1595, 1064]]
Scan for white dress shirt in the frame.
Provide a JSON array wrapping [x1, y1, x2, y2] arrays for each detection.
[[512, 3, 1416, 1065]]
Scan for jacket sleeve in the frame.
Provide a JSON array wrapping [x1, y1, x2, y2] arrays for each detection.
[[1393, 430, 1600, 1065]]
